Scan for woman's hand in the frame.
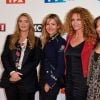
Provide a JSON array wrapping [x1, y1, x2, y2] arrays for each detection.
[[44, 83, 51, 93], [9, 71, 23, 82]]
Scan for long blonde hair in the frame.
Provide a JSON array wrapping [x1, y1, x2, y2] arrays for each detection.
[[9, 13, 35, 50], [41, 13, 64, 48], [64, 7, 96, 42]]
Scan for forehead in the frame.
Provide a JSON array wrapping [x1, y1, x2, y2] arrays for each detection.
[[46, 18, 56, 22], [19, 16, 28, 20], [71, 13, 81, 18]]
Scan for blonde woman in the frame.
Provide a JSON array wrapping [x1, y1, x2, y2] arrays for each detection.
[[0, 13, 41, 100], [39, 14, 66, 100]]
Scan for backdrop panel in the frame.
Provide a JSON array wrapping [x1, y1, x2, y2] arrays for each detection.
[[0, 0, 100, 100]]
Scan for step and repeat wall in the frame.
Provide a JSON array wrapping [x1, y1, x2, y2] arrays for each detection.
[[0, 0, 100, 100]]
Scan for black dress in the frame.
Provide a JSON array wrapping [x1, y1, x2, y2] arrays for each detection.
[[65, 41, 87, 100]]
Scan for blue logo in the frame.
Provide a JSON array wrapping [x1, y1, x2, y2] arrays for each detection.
[[45, 0, 66, 3]]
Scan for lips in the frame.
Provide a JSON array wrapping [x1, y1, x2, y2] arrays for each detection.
[[21, 26, 26, 28]]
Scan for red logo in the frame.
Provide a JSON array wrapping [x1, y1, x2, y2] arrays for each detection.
[[0, 24, 6, 32], [6, 0, 25, 4]]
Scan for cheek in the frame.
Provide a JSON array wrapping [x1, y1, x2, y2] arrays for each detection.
[[96, 27, 100, 33], [71, 21, 74, 26], [26, 23, 29, 26], [18, 23, 21, 26], [26, 24, 30, 29], [96, 27, 100, 37], [45, 25, 49, 29]]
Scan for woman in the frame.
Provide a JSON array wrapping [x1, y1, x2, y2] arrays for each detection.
[[0, 13, 41, 100], [64, 7, 96, 100], [39, 14, 66, 100], [87, 16, 100, 100]]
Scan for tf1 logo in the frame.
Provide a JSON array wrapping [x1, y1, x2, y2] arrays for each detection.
[[45, 0, 66, 3], [6, 0, 25, 4], [0, 24, 6, 32]]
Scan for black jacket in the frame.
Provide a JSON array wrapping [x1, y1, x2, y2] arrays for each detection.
[[39, 35, 66, 88], [0, 35, 41, 93]]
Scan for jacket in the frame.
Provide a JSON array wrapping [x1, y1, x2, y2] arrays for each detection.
[[64, 34, 95, 78], [0, 35, 42, 93], [39, 34, 66, 88]]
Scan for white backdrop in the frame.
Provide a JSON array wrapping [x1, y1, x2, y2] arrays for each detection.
[[0, 0, 100, 100]]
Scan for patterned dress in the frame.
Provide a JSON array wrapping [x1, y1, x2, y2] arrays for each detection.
[[87, 51, 100, 100]]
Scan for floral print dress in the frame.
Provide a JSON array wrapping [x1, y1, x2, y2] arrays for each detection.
[[87, 51, 100, 100]]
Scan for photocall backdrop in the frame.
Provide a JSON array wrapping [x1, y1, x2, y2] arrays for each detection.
[[0, 0, 100, 100]]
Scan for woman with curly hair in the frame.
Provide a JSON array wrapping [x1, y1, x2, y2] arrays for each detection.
[[64, 7, 97, 100], [0, 13, 41, 100]]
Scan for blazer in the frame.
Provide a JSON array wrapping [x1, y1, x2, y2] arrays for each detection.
[[64, 34, 95, 78], [0, 35, 42, 93], [39, 35, 66, 88]]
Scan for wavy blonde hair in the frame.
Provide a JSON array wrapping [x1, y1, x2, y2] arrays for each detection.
[[64, 7, 96, 42], [9, 13, 35, 50], [41, 14, 64, 48]]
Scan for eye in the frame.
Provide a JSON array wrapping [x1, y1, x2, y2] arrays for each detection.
[[52, 23, 55, 25], [77, 19, 81, 21], [71, 19, 74, 21], [46, 23, 49, 25], [18, 20, 22, 23]]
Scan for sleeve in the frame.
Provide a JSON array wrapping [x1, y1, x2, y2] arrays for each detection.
[[1, 35, 16, 73], [46, 39, 66, 87], [87, 52, 94, 85]]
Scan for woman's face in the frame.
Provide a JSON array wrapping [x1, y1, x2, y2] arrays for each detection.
[[96, 19, 100, 38], [46, 18, 59, 37], [18, 16, 30, 32], [71, 13, 83, 32]]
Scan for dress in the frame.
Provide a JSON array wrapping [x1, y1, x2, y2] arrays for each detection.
[[65, 41, 87, 100], [87, 52, 100, 100]]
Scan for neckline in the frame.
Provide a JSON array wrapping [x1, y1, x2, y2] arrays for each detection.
[[94, 51, 100, 55], [70, 41, 85, 48]]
